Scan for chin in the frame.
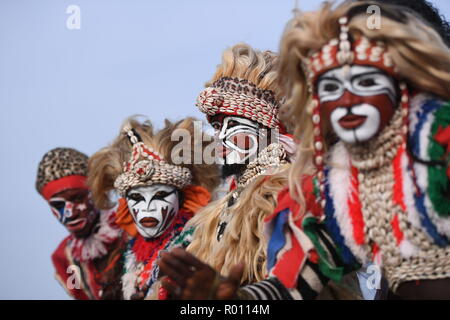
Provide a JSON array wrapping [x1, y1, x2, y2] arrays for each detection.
[[71, 227, 92, 239]]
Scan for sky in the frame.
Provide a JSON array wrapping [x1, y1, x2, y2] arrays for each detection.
[[0, 0, 449, 299]]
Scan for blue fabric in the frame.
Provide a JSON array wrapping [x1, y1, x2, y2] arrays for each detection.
[[267, 209, 290, 272], [409, 98, 449, 246], [323, 168, 358, 266]]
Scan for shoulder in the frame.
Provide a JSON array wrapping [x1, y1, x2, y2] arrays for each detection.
[[51, 235, 72, 264]]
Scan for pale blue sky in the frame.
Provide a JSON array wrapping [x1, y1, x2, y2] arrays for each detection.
[[0, 0, 449, 299]]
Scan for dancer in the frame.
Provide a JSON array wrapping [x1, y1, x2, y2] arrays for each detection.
[[36, 147, 125, 299], [158, 43, 362, 299], [159, 1, 450, 299], [88, 117, 219, 299]]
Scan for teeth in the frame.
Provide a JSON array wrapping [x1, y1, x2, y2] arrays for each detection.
[[67, 218, 85, 226]]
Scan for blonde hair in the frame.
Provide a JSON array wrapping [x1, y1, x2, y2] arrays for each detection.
[[88, 116, 220, 209], [279, 0, 450, 216], [183, 43, 290, 284], [186, 167, 289, 284], [206, 42, 282, 99]]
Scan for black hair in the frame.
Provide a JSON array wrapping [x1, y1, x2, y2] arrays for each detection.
[[356, 0, 450, 46]]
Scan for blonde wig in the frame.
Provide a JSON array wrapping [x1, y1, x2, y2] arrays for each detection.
[[206, 42, 282, 101], [186, 167, 289, 284], [88, 116, 220, 209], [278, 0, 450, 215], [184, 43, 291, 284]]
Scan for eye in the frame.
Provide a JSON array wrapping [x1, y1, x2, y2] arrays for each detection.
[[71, 194, 86, 203], [358, 78, 377, 87], [211, 122, 221, 131], [127, 193, 145, 202], [227, 120, 239, 127], [323, 83, 339, 92], [153, 191, 171, 200], [50, 201, 65, 211]]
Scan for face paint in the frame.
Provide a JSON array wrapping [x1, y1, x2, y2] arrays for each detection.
[[317, 65, 398, 144], [126, 184, 180, 239], [48, 188, 98, 237], [211, 116, 261, 165]]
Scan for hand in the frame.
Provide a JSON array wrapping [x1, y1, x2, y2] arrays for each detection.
[[158, 248, 244, 299]]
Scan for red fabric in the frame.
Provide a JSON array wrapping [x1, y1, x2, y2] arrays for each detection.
[[41, 175, 88, 200], [267, 175, 325, 289], [434, 125, 450, 178], [51, 236, 90, 300], [348, 166, 365, 245], [435, 125, 450, 154], [272, 227, 305, 289]]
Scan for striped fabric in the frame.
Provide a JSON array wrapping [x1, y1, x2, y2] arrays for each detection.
[[240, 222, 345, 300]]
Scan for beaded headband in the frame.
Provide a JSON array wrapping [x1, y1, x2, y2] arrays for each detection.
[[304, 16, 398, 87], [113, 127, 192, 197], [196, 77, 282, 129]]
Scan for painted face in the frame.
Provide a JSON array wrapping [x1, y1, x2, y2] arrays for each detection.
[[211, 115, 261, 164], [317, 65, 398, 144], [126, 184, 180, 239], [48, 188, 98, 237]]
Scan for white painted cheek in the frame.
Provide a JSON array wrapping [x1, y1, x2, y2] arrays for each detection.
[[353, 106, 380, 142], [330, 109, 358, 144]]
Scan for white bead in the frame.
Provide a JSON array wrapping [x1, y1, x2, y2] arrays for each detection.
[[315, 141, 323, 151], [312, 114, 320, 124], [315, 156, 323, 165]]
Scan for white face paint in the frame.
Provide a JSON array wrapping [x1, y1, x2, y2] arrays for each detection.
[[330, 104, 381, 144], [126, 184, 180, 239], [317, 65, 397, 104], [317, 65, 398, 144], [211, 116, 261, 165]]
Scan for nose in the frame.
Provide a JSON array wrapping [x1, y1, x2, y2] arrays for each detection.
[[146, 200, 155, 212], [339, 90, 362, 109]]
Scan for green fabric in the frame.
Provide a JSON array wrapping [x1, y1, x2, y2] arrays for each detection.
[[312, 176, 321, 200], [170, 226, 195, 249], [428, 100, 450, 217], [302, 217, 345, 283]]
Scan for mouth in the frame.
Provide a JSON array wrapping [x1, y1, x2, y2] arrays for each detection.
[[139, 217, 159, 228], [66, 218, 87, 232], [338, 114, 367, 130]]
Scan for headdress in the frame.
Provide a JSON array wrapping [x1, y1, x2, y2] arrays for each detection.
[[36, 147, 89, 200], [304, 16, 410, 209], [113, 127, 192, 197], [196, 77, 282, 130]]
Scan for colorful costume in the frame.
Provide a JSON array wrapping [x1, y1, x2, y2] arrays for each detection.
[[238, 1, 450, 299], [158, 44, 297, 291], [36, 148, 125, 300], [88, 117, 219, 299]]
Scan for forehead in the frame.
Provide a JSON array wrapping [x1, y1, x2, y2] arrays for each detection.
[[128, 184, 176, 194], [51, 188, 89, 199], [210, 115, 258, 127], [318, 65, 384, 81]]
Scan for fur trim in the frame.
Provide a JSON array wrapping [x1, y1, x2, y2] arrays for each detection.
[[328, 143, 369, 263], [71, 208, 121, 261]]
